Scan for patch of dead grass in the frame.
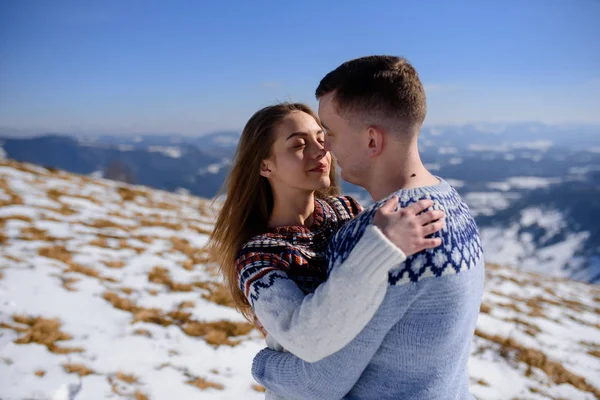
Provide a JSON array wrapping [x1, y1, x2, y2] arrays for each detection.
[[115, 371, 138, 384], [480, 303, 491, 314], [35, 370, 46, 377], [102, 291, 252, 346], [252, 384, 266, 392], [148, 266, 193, 292], [63, 363, 95, 377], [38, 245, 72, 264], [3, 254, 22, 263], [105, 260, 126, 269], [46, 189, 63, 202], [8, 315, 84, 354], [178, 301, 195, 309], [61, 276, 80, 292], [133, 329, 152, 338], [182, 320, 254, 346], [20, 226, 57, 242], [120, 287, 134, 295], [186, 377, 224, 391], [475, 329, 600, 398], [89, 237, 109, 248], [0, 215, 33, 223], [87, 219, 130, 231]]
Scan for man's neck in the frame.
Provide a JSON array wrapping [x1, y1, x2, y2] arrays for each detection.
[[365, 144, 439, 202], [269, 188, 315, 228]]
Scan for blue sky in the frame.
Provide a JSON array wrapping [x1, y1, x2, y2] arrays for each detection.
[[0, 0, 599, 135]]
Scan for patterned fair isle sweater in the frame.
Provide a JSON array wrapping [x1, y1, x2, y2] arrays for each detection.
[[236, 196, 408, 364], [252, 178, 486, 400]]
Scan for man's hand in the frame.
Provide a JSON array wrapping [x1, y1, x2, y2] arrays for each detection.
[[372, 197, 445, 257]]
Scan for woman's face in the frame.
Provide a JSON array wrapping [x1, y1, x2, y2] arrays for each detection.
[[261, 111, 331, 194]]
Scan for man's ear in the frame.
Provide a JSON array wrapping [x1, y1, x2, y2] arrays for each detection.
[[367, 126, 384, 158], [260, 159, 273, 178]]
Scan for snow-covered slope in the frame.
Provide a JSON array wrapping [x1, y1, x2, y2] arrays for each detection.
[[1, 160, 599, 400]]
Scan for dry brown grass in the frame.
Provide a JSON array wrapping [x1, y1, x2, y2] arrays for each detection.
[[53, 204, 77, 216], [105, 260, 126, 269], [133, 329, 152, 338], [102, 291, 252, 346], [0, 231, 7, 246], [134, 390, 149, 400], [140, 219, 183, 231], [35, 369, 46, 377], [61, 276, 80, 292], [0, 271, 3, 280], [47, 189, 63, 202], [63, 363, 95, 377], [0, 215, 33, 223], [121, 287, 134, 295], [186, 377, 224, 391], [118, 187, 147, 202], [132, 309, 173, 326], [475, 329, 600, 398], [155, 201, 178, 211], [20, 226, 57, 242], [89, 237, 109, 248], [148, 266, 194, 292], [103, 291, 138, 312], [588, 350, 600, 358], [38, 245, 114, 281], [8, 315, 84, 354], [170, 237, 198, 259], [252, 384, 266, 392], [567, 314, 600, 329], [3, 254, 22, 263], [480, 303, 492, 314], [87, 219, 130, 231], [474, 378, 489, 387], [0, 191, 24, 207], [501, 317, 542, 336], [182, 320, 254, 346], [115, 371, 139, 384], [178, 301, 195, 309], [198, 282, 235, 308], [190, 224, 212, 235], [38, 245, 72, 264], [137, 235, 155, 244]]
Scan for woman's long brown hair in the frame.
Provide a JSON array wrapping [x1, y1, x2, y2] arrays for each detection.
[[209, 102, 340, 321]]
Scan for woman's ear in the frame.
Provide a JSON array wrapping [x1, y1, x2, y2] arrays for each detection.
[[260, 160, 273, 178]]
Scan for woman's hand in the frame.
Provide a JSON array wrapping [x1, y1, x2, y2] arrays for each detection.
[[372, 197, 445, 257]]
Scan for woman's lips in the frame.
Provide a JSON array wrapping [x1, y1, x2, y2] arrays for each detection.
[[309, 164, 328, 172]]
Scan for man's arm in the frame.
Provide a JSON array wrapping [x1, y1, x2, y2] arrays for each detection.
[[252, 285, 419, 400], [241, 225, 405, 363], [241, 198, 443, 363]]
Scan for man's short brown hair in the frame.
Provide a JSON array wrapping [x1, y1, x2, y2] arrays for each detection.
[[316, 55, 427, 132]]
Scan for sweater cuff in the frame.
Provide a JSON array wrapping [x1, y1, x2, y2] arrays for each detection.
[[344, 224, 407, 282], [251, 348, 268, 383]]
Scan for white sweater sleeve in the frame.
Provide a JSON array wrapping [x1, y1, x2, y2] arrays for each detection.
[[239, 225, 406, 363]]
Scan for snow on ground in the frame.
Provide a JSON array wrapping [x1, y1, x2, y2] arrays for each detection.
[[1, 159, 599, 400]]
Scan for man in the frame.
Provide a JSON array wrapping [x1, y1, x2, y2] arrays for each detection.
[[251, 55, 485, 399]]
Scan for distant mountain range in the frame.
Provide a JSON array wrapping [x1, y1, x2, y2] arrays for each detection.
[[1, 123, 599, 283]]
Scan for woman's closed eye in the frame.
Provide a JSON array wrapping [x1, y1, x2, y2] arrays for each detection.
[[292, 141, 306, 149]]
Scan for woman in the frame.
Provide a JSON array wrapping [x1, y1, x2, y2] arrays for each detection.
[[209, 103, 444, 364]]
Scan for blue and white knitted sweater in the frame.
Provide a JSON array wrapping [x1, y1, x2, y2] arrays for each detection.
[[252, 178, 485, 400]]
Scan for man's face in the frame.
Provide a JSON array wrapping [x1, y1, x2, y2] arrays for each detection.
[[318, 93, 369, 185]]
